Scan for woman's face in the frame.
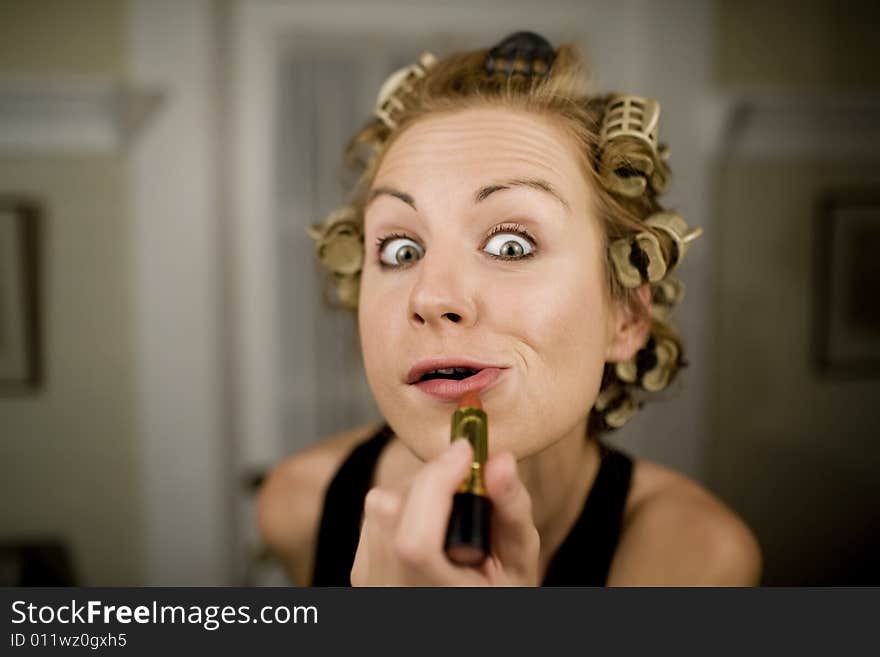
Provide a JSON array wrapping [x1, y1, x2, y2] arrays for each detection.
[[359, 107, 628, 461]]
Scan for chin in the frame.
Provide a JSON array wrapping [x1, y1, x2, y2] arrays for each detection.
[[389, 407, 521, 463], [389, 416, 450, 462]]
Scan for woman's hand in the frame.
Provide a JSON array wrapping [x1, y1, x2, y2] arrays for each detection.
[[350, 439, 540, 586]]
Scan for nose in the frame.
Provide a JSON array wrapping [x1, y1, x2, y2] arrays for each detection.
[[407, 250, 478, 329]]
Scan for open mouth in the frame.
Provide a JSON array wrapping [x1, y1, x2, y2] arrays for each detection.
[[407, 362, 505, 400], [418, 367, 481, 382]]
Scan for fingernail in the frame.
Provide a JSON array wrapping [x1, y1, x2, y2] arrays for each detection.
[[448, 439, 471, 459], [365, 487, 396, 515]]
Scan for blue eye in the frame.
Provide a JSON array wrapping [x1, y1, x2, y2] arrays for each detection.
[[483, 231, 535, 259], [379, 236, 424, 266]]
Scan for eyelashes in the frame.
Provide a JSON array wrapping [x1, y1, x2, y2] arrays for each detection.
[[486, 223, 537, 244], [483, 224, 537, 260], [375, 223, 538, 269]]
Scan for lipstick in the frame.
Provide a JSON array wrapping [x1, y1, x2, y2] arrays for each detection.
[[444, 391, 492, 566]]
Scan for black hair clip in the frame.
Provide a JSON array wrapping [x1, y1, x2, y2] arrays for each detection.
[[483, 31, 556, 78]]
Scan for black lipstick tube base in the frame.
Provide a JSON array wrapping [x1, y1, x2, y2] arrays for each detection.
[[444, 491, 492, 566]]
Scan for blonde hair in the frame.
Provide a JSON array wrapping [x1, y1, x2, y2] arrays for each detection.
[[310, 41, 696, 436]]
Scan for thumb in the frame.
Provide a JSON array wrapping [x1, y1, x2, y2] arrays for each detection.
[[484, 451, 540, 583]]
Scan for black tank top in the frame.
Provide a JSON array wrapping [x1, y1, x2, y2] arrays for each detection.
[[311, 424, 633, 586]]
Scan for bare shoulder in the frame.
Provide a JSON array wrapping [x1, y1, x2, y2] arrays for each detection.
[[607, 457, 763, 586], [256, 421, 385, 586]]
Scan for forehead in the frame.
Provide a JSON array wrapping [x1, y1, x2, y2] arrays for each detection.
[[373, 107, 587, 203]]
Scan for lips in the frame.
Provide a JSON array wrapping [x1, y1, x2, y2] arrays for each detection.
[[406, 358, 507, 402], [406, 359, 503, 384], [412, 367, 505, 401]]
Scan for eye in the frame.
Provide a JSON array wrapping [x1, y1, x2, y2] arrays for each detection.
[[483, 226, 536, 260], [378, 235, 424, 267]]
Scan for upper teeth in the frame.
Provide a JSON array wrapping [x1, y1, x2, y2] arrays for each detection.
[[429, 367, 475, 375]]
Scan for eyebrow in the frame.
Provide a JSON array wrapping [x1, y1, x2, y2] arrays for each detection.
[[475, 178, 570, 211], [366, 177, 570, 212], [367, 186, 417, 211]]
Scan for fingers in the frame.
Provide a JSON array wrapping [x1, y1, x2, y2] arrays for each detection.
[[355, 445, 473, 586], [352, 487, 402, 586], [484, 451, 541, 584], [365, 486, 403, 532], [350, 517, 369, 585], [353, 441, 532, 586], [393, 439, 473, 566]]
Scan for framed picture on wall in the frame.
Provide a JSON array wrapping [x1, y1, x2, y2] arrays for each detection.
[[814, 190, 880, 377], [0, 197, 42, 392]]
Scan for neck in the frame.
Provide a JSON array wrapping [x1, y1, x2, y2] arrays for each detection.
[[516, 419, 601, 572]]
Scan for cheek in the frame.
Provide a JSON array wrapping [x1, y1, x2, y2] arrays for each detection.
[[358, 288, 382, 372], [516, 280, 609, 376], [513, 248, 610, 359], [357, 271, 401, 385], [500, 250, 611, 433]]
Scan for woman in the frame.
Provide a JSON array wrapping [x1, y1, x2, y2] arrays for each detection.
[[257, 32, 762, 586]]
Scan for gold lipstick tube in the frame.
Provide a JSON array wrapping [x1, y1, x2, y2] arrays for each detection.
[[444, 394, 492, 566]]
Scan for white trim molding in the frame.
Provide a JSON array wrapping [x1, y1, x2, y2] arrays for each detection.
[[0, 77, 162, 154], [128, 0, 229, 585]]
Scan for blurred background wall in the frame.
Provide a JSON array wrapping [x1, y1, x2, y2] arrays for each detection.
[[707, 0, 880, 585], [0, 0, 877, 586], [0, 1, 144, 585]]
